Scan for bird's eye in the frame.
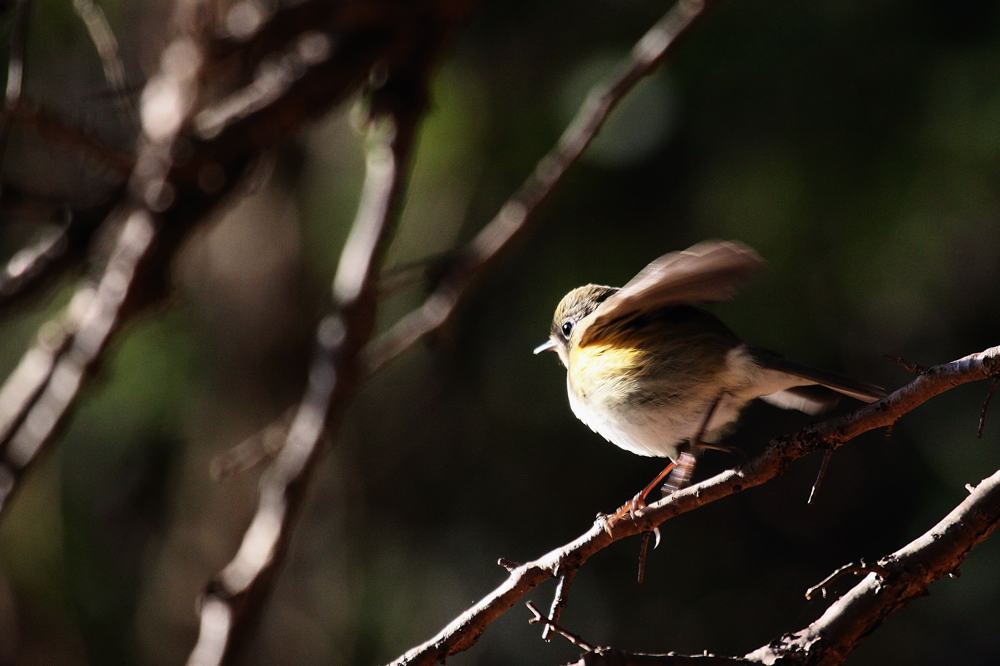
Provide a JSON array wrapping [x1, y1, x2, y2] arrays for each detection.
[[560, 320, 573, 338]]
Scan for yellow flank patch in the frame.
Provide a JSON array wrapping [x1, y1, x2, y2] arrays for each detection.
[[569, 342, 643, 390]]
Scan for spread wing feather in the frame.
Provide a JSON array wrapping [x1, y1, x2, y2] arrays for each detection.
[[578, 240, 764, 346]]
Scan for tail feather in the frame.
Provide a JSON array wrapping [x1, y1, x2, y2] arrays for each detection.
[[760, 386, 839, 415], [750, 347, 886, 404]]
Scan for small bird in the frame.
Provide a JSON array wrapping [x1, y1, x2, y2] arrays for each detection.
[[534, 240, 885, 509]]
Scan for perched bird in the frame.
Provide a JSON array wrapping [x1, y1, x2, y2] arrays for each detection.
[[534, 240, 885, 507]]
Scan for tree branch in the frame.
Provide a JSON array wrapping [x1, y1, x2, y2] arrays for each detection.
[[569, 466, 1000, 665], [71, 0, 137, 126], [0, 1, 445, 517], [751, 466, 1000, 664], [0, 185, 123, 313], [0, 0, 31, 170], [388, 345, 1000, 665], [185, 19, 456, 666]]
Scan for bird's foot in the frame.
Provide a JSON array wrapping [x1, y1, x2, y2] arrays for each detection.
[[606, 491, 650, 531]]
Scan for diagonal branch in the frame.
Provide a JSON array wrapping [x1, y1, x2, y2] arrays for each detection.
[[71, 0, 137, 126], [569, 466, 1000, 665], [387, 345, 999, 665], [0, 0, 31, 170], [364, 0, 716, 375], [185, 25, 454, 666], [0, 185, 123, 314], [187, 108, 417, 666], [751, 466, 1000, 664]]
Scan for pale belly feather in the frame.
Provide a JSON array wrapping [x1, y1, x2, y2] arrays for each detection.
[[566, 346, 794, 460]]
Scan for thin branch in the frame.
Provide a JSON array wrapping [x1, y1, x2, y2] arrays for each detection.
[[536, 597, 753, 666], [0, 207, 157, 515], [883, 354, 925, 375], [806, 449, 833, 505], [70, 0, 137, 126], [803, 560, 888, 602], [185, 34, 446, 665], [0, 186, 122, 313], [636, 530, 653, 584], [364, 0, 716, 375], [542, 569, 577, 641], [497, 557, 521, 572], [526, 601, 597, 653], [977, 376, 998, 438], [388, 345, 1000, 665], [570, 651, 753, 665], [747, 466, 1000, 664], [0, 0, 31, 171]]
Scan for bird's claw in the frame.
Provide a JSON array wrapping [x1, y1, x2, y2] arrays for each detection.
[[606, 491, 649, 530]]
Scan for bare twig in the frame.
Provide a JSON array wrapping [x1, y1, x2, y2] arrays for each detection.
[[749, 466, 1000, 664], [497, 557, 522, 572], [0, 0, 31, 170], [209, 412, 292, 480], [803, 559, 888, 602], [542, 569, 577, 641], [364, 0, 716, 375], [71, 0, 137, 126], [526, 601, 597, 653], [388, 345, 1000, 665], [569, 652, 753, 665], [977, 376, 998, 438], [636, 530, 653, 584], [0, 187, 122, 313], [883, 354, 925, 375], [0, 207, 157, 515], [806, 449, 833, 505]]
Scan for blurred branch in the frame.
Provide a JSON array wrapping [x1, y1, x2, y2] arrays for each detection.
[[0, 1, 457, 517], [388, 344, 1000, 665], [188, 106, 422, 666], [186, 14, 460, 666], [0, 0, 30, 170], [569, 466, 1000, 665], [752, 466, 1000, 663], [71, 0, 137, 126], [365, 0, 716, 375], [0, 186, 121, 313]]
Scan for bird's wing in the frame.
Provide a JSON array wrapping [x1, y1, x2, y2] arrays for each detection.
[[577, 240, 764, 346]]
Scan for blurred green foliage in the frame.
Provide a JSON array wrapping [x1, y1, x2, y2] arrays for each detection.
[[0, 0, 999, 664]]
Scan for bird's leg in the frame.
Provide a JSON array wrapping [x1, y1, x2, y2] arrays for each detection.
[[660, 447, 698, 494], [609, 394, 724, 526], [660, 393, 724, 495], [609, 460, 675, 527]]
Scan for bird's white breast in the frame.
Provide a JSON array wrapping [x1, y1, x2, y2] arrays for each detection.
[[566, 346, 774, 460]]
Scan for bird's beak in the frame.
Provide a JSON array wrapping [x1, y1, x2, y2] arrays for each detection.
[[533, 338, 557, 355]]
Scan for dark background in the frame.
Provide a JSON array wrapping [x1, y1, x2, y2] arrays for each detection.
[[1, 1, 999, 664]]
